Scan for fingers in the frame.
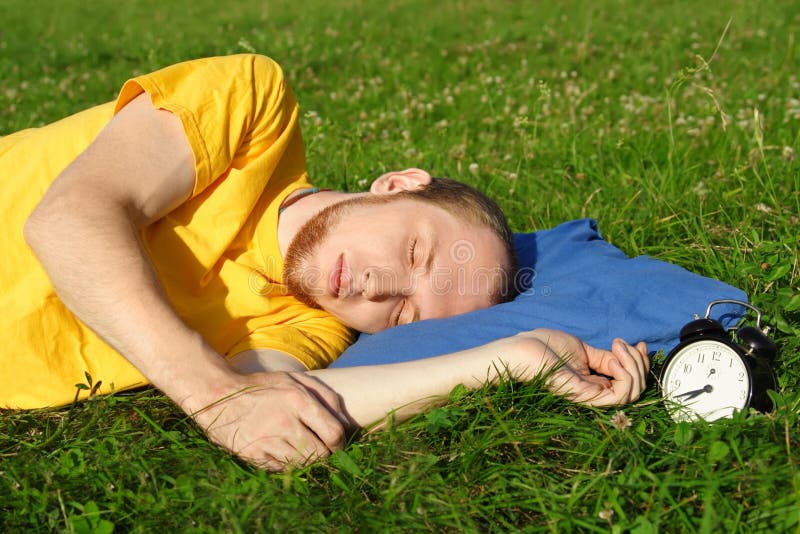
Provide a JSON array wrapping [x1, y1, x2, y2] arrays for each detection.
[[242, 437, 325, 473], [209, 414, 334, 471], [272, 430, 332, 470], [197, 371, 349, 472], [600, 339, 649, 404], [615, 339, 646, 393], [296, 399, 347, 453], [636, 341, 650, 374], [270, 375, 347, 462], [291, 373, 351, 436], [628, 339, 650, 388], [572, 339, 649, 407]]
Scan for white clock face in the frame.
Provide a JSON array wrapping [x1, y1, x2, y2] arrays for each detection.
[[661, 339, 751, 422]]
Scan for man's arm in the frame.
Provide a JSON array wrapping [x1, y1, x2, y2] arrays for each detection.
[[233, 329, 650, 430], [24, 93, 347, 469]]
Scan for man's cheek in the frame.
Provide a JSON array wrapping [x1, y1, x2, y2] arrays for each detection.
[[285, 264, 326, 308], [336, 303, 379, 332]]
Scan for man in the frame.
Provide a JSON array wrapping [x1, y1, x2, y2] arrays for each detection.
[[2, 54, 649, 470]]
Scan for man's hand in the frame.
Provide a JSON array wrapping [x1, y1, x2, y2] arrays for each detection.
[[510, 329, 650, 406], [191, 370, 349, 471]]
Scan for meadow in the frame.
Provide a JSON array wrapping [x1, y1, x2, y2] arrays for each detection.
[[1, 0, 798, 531]]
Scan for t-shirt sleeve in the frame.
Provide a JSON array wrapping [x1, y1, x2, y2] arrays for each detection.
[[227, 320, 357, 370], [114, 54, 297, 196]]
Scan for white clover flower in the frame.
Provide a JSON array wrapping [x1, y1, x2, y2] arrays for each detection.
[[610, 410, 632, 430], [598, 508, 614, 522]]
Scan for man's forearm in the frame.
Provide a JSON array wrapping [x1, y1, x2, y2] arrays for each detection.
[[24, 196, 232, 412], [305, 330, 649, 429], [306, 338, 532, 427]]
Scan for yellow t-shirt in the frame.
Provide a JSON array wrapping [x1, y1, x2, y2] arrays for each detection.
[[0, 54, 355, 409]]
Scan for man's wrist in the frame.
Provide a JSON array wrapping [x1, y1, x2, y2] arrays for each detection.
[[147, 331, 242, 416], [488, 333, 547, 382]]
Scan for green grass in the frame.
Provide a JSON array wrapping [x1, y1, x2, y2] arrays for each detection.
[[2, 0, 799, 531]]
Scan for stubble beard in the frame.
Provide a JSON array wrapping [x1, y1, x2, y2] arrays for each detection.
[[283, 197, 361, 309]]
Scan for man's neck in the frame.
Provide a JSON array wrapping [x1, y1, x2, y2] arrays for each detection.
[[277, 189, 366, 258]]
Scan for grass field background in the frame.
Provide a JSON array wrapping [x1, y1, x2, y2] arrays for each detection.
[[1, 0, 799, 531]]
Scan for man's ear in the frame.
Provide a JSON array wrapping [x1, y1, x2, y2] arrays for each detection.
[[369, 168, 432, 195]]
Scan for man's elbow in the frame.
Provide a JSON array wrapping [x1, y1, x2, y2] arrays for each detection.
[[23, 204, 51, 252], [23, 193, 75, 251]]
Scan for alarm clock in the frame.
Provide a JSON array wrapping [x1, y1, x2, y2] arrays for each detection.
[[659, 299, 778, 422]]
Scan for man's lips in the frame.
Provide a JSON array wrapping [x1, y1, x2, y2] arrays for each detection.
[[329, 253, 345, 298]]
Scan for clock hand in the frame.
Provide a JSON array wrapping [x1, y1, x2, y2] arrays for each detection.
[[707, 368, 716, 378], [674, 384, 713, 401]]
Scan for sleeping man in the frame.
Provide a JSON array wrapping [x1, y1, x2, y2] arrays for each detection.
[[1, 54, 650, 471]]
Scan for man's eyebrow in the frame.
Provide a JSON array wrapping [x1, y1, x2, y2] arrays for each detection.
[[425, 234, 437, 272], [411, 235, 436, 324]]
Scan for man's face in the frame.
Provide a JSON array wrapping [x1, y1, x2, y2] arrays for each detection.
[[284, 196, 509, 333]]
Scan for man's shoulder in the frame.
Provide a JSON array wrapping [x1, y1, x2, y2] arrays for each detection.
[[159, 53, 286, 83]]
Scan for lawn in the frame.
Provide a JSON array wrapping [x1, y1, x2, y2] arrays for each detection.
[[1, 0, 799, 531]]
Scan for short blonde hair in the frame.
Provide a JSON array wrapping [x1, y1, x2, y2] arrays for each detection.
[[384, 177, 519, 303]]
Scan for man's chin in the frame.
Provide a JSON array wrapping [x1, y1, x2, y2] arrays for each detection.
[[291, 291, 323, 310], [284, 269, 323, 309]]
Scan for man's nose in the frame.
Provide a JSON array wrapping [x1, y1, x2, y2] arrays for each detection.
[[361, 267, 408, 301]]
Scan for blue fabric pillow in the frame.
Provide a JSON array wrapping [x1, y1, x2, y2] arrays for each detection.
[[330, 219, 747, 368]]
